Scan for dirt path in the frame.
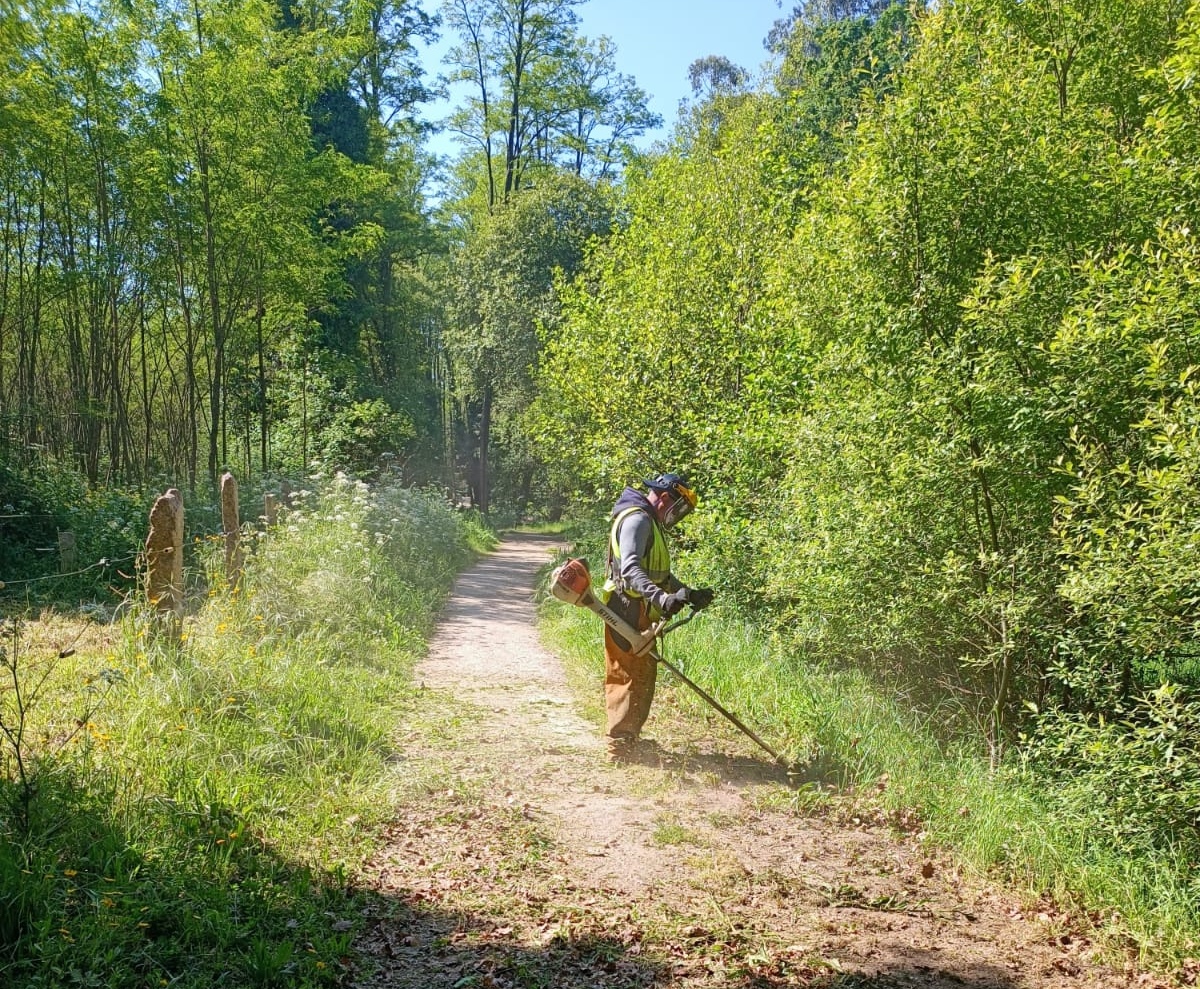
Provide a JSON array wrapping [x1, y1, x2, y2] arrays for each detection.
[[354, 535, 1150, 989]]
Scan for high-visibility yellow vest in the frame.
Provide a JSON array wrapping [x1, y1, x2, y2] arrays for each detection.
[[602, 507, 671, 607]]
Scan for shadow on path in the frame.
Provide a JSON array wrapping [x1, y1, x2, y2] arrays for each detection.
[[356, 884, 1033, 989]]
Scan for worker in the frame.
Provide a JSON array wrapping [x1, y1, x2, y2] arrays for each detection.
[[601, 472, 714, 762]]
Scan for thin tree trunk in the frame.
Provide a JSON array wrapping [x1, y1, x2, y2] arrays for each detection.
[[478, 385, 492, 515]]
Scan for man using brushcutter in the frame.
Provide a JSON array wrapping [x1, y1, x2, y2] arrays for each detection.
[[600, 473, 715, 762]]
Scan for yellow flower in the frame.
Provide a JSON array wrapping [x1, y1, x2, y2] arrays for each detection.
[[63, 869, 77, 877]]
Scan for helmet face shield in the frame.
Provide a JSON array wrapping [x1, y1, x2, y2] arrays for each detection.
[[644, 472, 698, 528], [657, 480, 696, 529]]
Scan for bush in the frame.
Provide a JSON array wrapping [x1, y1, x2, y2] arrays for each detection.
[[0, 457, 148, 603], [1024, 685, 1200, 860]]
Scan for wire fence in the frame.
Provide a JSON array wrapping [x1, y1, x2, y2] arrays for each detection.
[[0, 553, 139, 591]]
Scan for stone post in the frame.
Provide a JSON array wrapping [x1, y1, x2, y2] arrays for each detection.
[[220, 472, 243, 589], [145, 488, 184, 640], [263, 492, 279, 526]]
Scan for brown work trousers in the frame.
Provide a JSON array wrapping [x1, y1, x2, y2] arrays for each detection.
[[604, 593, 657, 741]]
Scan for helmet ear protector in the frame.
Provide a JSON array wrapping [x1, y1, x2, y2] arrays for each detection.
[[644, 473, 697, 528]]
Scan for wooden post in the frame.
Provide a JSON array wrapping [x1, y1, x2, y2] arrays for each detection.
[[145, 488, 184, 641], [58, 531, 77, 573], [220, 472, 243, 589]]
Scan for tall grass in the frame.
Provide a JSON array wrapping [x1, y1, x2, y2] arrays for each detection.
[[0, 477, 495, 988], [540, 595, 1200, 972]]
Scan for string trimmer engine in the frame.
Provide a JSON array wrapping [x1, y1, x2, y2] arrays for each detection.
[[549, 557, 596, 608]]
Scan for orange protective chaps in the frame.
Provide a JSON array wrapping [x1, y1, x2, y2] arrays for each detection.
[[603, 596, 657, 740]]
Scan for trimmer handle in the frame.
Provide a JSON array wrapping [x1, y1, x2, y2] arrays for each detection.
[[655, 606, 701, 639]]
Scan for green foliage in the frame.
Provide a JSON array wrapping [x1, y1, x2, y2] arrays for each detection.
[[1, 0, 441, 493], [0, 457, 147, 601], [1025, 685, 1200, 860], [537, 0, 1200, 949], [443, 171, 615, 513], [0, 477, 490, 986], [534, 89, 802, 510]]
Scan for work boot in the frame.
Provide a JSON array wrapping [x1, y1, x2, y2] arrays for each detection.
[[606, 734, 635, 762]]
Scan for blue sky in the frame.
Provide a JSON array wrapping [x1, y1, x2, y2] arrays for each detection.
[[417, 0, 784, 156], [570, 0, 783, 140]]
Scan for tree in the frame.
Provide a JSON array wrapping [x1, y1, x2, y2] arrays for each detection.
[[687, 54, 749, 100], [441, 0, 661, 207], [443, 172, 611, 513], [542, 34, 660, 179]]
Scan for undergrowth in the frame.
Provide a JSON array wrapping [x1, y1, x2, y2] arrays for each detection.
[[0, 477, 495, 988]]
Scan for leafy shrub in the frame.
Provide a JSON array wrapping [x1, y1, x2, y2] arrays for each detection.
[[0, 457, 147, 601], [1024, 685, 1200, 860], [0, 460, 63, 582]]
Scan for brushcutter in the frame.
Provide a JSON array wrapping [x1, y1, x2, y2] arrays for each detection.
[[550, 557, 801, 775]]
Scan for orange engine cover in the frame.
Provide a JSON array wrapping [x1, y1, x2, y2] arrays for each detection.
[[550, 557, 593, 605]]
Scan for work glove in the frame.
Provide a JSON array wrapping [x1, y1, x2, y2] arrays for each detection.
[[689, 587, 715, 611], [661, 589, 690, 618]]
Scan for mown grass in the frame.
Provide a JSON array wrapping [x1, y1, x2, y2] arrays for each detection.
[[539, 592, 1200, 977], [0, 478, 495, 988]]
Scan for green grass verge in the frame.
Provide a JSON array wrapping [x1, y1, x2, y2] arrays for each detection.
[[0, 479, 496, 988], [539, 594, 1200, 975]]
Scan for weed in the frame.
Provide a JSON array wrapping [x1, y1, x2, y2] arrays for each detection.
[[651, 818, 696, 847]]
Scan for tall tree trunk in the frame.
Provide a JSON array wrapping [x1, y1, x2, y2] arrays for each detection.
[[198, 140, 224, 496], [478, 384, 492, 515], [257, 294, 267, 475]]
